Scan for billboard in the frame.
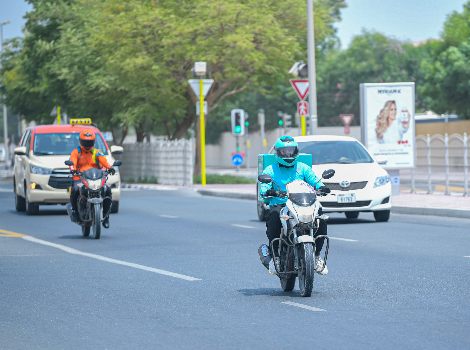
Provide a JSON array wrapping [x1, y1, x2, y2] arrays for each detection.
[[360, 82, 415, 169]]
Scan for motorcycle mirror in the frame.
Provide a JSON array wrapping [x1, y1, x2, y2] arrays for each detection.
[[64, 160, 73, 166], [322, 169, 335, 179], [258, 174, 272, 184], [113, 160, 122, 167]]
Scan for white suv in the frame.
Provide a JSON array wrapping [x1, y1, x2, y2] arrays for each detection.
[[13, 124, 123, 215]]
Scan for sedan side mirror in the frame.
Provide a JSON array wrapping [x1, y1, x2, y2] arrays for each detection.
[[110, 145, 124, 155], [64, 160, 73, 166], [322, 169, 335, 179], [113, 160, 122, 167], [14, 146, 27, 156], [258, 174, 272, 184]]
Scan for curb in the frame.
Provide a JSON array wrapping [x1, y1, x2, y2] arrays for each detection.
[[197, 189, 470, 220]]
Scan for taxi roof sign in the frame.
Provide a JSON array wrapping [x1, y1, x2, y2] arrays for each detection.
[[70, 118, 93, 125]]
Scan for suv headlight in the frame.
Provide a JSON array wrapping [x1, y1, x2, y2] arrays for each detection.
[[374, 175, 390, 188], [30, 165, 52, 175]]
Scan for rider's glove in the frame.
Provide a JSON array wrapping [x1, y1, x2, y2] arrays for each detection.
[[319, 186, 331, 194], [72, 169, 79, 176], [108, 167, 116, 175], [265, 189, 277, 197]]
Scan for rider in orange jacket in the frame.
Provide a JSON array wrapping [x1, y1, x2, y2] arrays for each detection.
[[69, 129, 115, 228]]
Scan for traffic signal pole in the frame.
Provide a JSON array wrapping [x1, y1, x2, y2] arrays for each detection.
[[199, 79, 206, 186]]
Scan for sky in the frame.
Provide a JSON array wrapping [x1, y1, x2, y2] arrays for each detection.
[[0, 0, 468, 46]]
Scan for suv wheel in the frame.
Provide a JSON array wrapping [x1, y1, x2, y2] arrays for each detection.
[[25, 187, 39, 215], [111, 201, 119, 214], [14, 179, 26, 212], [345, 211, 359, 219], [374, 210, 390, 222]]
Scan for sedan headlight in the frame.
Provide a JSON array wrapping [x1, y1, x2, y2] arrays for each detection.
[[374, 175, 390, 188], [30, 165, 52, 175], [87, 179, 103, 191]]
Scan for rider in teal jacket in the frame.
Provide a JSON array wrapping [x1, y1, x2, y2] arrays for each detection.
[[258, 135, 330, 275]]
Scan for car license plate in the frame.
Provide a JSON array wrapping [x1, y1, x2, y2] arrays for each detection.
[[337, 193, 356, 203]]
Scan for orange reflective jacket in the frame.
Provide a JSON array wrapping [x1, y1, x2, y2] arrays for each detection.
[[69, 147, 111, 180]]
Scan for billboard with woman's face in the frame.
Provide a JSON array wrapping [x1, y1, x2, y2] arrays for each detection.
[[360, 83, 415, 169]]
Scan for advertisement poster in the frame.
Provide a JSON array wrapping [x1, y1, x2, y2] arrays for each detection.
[[360, 83, 415, 169]]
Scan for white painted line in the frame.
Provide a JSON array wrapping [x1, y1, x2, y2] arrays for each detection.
[[0, 189, 11, 193], [282, 301, 326, 312], [231, 224, 255, 229], [464, 256, 470, 258], [159, 214, 179, 219], [21, 236, 201, 282], [329, 236, 358, 242]]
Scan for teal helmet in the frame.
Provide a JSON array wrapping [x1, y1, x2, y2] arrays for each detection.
[[274, 135, 299, 167]]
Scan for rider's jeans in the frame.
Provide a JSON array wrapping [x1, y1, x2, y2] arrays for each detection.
[[266, 207, 326, 256]]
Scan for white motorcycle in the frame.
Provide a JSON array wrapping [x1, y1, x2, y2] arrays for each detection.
[[258, 169, 335, 297]]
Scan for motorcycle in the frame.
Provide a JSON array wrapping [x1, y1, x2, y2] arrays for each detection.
[[258, 169, 335, 297], [64, 160, 121, 239]]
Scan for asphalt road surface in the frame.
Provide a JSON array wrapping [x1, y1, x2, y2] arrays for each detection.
[[1, 180, 469, 349]]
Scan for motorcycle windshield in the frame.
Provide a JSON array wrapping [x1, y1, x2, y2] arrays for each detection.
[[289, 192, 316, 207], [83, 168, 104, 180]]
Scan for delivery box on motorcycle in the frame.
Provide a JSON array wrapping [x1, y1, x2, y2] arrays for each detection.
[[257, 153, 312, 202]]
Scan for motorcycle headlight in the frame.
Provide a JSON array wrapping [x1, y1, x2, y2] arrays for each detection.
[[87, 179, 102, 190], [374, 175, 390, 188], [30, 165, 52, 175]]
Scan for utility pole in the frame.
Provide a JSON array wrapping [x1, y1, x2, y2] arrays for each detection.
[[307, 0, 318, 134], [1, 20, 10, 167]]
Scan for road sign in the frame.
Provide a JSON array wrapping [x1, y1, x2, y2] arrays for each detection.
[[188, 79, 214, 99], [290, 79, 309, 100], [231, 153, 244, 167], [297, 101, 309, 116], [196, 101, 208, 115]]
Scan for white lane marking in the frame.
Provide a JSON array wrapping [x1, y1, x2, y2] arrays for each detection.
[[231, 224, 255, 229], [329, 237, 358, 242], [159, 214, 179, 219], [464, 256, 470, 258], [21, 236, 201, 282], [0, 189, 11, 193], [282, 301, 326, 312]]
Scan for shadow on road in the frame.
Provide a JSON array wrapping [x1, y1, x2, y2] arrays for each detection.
[[238, 288, 318, 298]]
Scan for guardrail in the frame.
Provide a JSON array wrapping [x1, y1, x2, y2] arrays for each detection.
[[401, 133, 468, 196]]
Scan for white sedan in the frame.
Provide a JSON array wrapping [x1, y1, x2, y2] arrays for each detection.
[[257, 135, 392, 222]]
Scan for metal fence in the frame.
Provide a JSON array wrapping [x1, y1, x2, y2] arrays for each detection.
[[400, 133, 468, 196], [119, 139, 194, 186]]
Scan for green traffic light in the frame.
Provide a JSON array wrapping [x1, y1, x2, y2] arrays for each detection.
[[235, 125, 241, 133], [245, 121, 249, 127], [278, 119, 284, 126]]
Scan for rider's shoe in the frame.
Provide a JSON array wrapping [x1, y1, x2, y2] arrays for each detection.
[[315, 256, 328, 275], [258, 244, 271, 269], [102, 217, 110, 229], [71, 210, 79, 223]]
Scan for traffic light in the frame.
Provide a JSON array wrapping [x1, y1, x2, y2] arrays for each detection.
[[278, 116, 284, 127], [231, 109, 245, 136]]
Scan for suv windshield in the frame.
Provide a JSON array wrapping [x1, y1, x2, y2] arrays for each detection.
[[298, 141, 373, 165], [33, 133, 108, 156]]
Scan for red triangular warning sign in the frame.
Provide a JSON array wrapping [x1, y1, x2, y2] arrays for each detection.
[[290, 79, 309, 100]]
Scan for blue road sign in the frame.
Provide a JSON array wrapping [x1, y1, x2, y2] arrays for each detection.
[[232, 153, 244, 167]]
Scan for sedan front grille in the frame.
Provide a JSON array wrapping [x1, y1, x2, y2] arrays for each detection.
[[321, 200, 371, 208], [324, 181, 368, 191]]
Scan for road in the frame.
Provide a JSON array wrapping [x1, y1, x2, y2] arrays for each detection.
[[1, 180, 469, 349]]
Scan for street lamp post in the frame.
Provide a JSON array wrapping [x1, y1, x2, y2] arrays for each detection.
[[1, 20, 10, 167], [307, 0, 318, 134]]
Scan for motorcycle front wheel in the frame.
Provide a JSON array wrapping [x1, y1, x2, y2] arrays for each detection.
[[93, 203, 102, 239], [280, 247, 296, 292], [298, 243, 315, 297]]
